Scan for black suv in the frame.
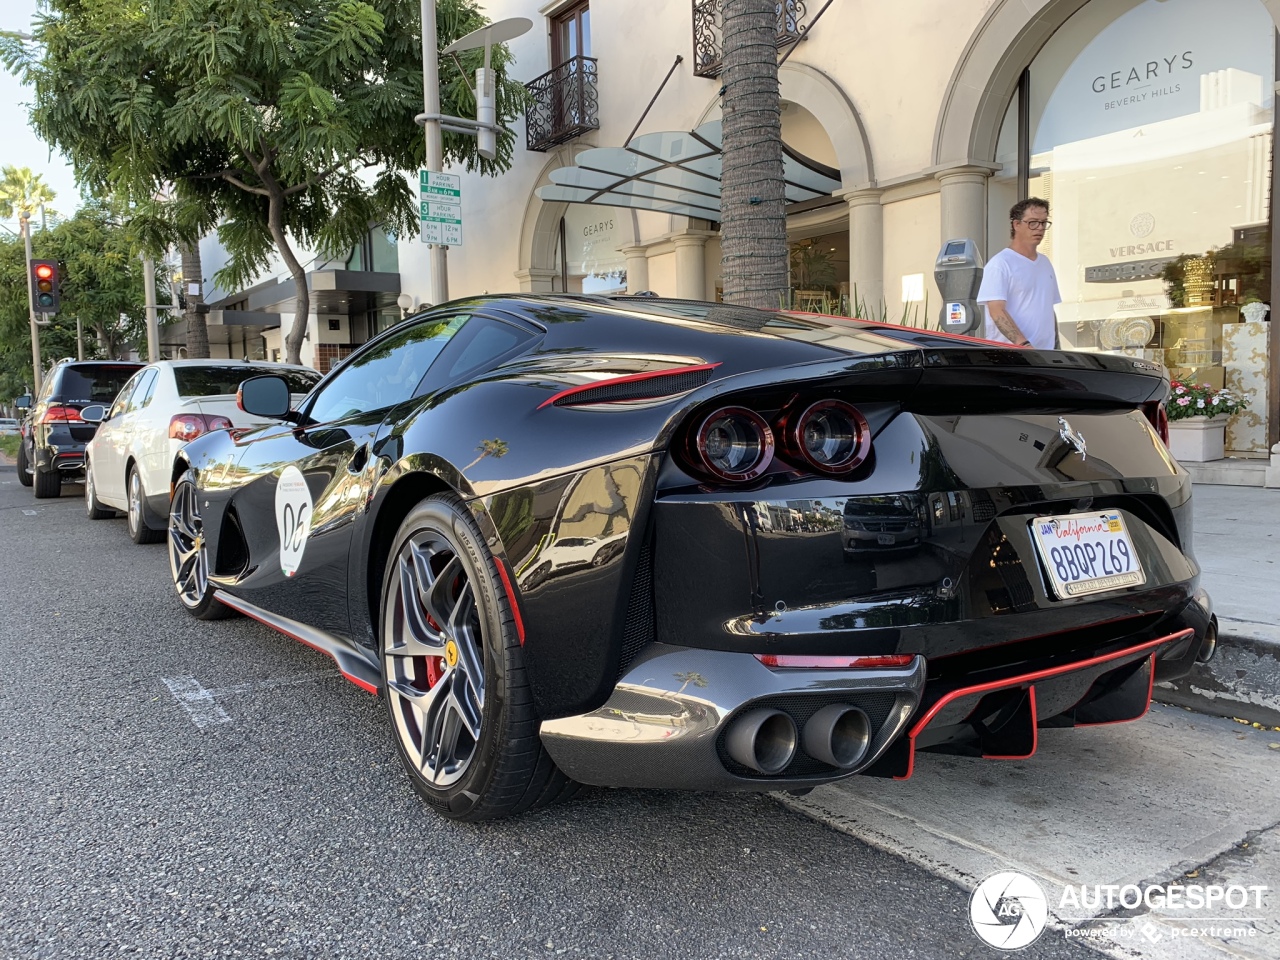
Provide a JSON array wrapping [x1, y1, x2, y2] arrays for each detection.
[[15, 360, 143, 498]]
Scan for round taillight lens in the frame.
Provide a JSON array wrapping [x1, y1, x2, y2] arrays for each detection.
[[793, 400, 871, 474], [694, 406, 774, 481]]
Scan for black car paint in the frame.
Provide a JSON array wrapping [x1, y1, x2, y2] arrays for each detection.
[[176, 296, 1202, 734]]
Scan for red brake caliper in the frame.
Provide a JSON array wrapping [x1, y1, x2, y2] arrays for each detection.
[[424, 613, 445, 687]]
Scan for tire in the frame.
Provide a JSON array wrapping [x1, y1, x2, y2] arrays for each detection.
[[380, 493, 576, 821], [84, 457, 115, 520], [16, 439, 32, 487], [168, 469, 236, 620], [126, 465, 165, 544], [33, 462, 61, 499]]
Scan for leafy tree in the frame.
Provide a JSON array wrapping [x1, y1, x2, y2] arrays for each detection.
[[5, 0, 529, 365], [0, 202, 158, 398], [718, 0, 788, 309], [0, 165, 58, 229]]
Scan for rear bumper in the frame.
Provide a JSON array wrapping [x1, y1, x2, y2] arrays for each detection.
[[539, 644, 924, 791]]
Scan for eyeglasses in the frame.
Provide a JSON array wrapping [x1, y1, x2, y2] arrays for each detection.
[[1017, 219, 1052, 230]]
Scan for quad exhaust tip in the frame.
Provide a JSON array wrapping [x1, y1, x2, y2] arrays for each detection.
[[725, 708, 797, 774], [802, 704, 872, 770], [1196, 617, 1219, 663]]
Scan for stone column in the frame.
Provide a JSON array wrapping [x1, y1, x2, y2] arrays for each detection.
[[673, 233, 712, 300], [513, 267, 558, 293], [840, 188, 884, 314], [621, 244, 650, 294], [935, 164, 997, 252]]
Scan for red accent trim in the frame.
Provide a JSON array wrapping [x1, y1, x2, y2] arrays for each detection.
[[892, 629, 1192, 780], [982, 686, 1039, 760], [1073, 655, 1157, 727], [494, 560, 527, 646], [754, 653, 915, 669], [783, 311, 1028, 348], [215, 593, 379, 695], [537, 362, 721, 409]]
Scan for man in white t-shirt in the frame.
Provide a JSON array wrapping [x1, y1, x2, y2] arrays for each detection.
[[976, 197, 1062, 349]]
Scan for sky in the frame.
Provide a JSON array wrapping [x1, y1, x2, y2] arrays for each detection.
[[1, 0, 81, 231]]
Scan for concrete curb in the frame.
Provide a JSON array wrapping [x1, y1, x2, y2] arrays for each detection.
[[1154, 618, 1280, 727]]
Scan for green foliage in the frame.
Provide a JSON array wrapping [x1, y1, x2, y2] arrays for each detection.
[[0, 165, 58, 220], [0, 435, 20, 458], [5, 0, 530, 362], [0, 203, 160, 398]]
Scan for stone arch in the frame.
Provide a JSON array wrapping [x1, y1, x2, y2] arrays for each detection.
[[516, 145, 640, 290], [697, 61, 874, 186], [933, 0, 1280, 167]]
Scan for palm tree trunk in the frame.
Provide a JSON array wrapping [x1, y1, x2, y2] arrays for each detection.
[[180, 242, 210, 359], [719, 0, 788, 309]]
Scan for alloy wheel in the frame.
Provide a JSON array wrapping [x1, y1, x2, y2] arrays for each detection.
[[168, 480, 209, 608], [384, 532, 486, 788], [128, 470, 142, 535]]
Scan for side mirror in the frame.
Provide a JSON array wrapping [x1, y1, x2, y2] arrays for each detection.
[[14, 395, 31, 411], [238, 375, 292, 419], [80, 404, 107, 424]]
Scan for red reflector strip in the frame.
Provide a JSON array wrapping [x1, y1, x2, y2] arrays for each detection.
[[754, 653, 915, 669], [494, 560, 526, 645], [537, 362, 721, 410]]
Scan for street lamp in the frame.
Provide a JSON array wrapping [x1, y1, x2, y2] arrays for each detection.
[[415, 5, 530, 305]]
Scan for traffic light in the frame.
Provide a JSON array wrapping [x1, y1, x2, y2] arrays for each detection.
[[31, 260, 60, 314]]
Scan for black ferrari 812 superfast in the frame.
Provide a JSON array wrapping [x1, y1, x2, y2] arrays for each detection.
[[168, 295, 1215, 820]]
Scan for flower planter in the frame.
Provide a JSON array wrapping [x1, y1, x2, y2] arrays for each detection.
[[1168, 415, 1227, 462]]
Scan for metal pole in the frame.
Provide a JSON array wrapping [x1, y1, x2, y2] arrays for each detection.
[[143, 256, 159, 361], [76, 318, 84, 360], [21, 212, 42, 394], [420, 0, 449, 304]]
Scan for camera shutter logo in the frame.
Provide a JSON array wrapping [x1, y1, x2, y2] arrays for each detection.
[[970, 871, 1049, 950]]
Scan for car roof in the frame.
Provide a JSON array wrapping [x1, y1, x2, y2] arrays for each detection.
[[152, 359, 316, 371]]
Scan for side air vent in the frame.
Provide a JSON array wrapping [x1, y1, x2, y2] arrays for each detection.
[[540, 363, 718, 408]]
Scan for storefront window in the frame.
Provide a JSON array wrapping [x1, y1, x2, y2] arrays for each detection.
[[555, 205, 628, 294], [992, 0, 1275, 452], [789, 231, 849, 313]]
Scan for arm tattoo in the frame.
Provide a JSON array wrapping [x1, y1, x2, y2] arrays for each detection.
[[987, 302, 1028, 344]]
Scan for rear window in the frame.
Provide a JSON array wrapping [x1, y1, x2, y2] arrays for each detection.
[[174, 366, 321, 398], [54, 364, 143, 404]]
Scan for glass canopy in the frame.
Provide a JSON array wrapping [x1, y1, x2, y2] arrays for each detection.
[[536, 121, 843, 221]]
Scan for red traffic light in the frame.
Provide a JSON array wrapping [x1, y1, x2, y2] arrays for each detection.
[[35, 263, 55, 280]]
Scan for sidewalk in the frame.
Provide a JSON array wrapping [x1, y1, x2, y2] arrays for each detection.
[[1154, 482, 1280, 725]]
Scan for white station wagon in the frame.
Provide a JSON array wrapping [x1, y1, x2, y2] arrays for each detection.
[[81, 360, 320, 543]]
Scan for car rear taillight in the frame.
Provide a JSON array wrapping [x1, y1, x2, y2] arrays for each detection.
[[786, 400, 871, 475], [691, 406, 774, 482], [169, 414, 234, 442], [1143, 400, 1170, 446], [41, 405, 83, 423]]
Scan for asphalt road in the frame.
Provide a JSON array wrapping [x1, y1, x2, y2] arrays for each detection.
[[0, 465, 1103, 960]]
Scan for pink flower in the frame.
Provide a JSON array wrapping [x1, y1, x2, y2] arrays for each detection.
[[1202, 383, 1212, 390], [1176, 397, 1191, 406], [1174, 386, 1186, 394]]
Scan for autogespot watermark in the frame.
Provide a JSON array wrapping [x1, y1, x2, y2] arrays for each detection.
[[969, 871, 1269, 950]]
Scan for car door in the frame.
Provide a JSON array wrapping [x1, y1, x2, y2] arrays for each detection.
[[92, 370, 146, 507], [227, 310, 476, 638], [112, 368, 158, 499]]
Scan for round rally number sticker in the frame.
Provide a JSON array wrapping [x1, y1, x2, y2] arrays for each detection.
[[275, 465, 313, 577]]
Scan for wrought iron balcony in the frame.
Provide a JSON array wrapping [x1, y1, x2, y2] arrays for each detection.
[[692, 0, 806, 79], [525, 56, 600, 152]]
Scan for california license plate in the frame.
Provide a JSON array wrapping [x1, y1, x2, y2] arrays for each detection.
[[1030, 510, 1145, 598], [877, 534, 896, 545]]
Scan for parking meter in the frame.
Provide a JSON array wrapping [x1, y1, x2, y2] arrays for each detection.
[[934, 239, 984, 335]]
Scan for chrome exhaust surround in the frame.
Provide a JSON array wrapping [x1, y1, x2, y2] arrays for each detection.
[[1196, 616, 1219, 663]]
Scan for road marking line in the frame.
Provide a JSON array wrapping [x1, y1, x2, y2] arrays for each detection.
[[162, 670, 339, 728], [22, 509, 38, 516]]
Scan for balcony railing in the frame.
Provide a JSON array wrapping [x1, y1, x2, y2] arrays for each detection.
[[525, 56, 600, 152], [692, 0, 807, 79]]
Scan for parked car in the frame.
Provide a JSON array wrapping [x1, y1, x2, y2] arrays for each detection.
[[14, 360, 144, 498], [842, 494, 922, 555], [80, 360, 320, 543], [165, 295, 1214, 821], [0, 417, 20, 436]]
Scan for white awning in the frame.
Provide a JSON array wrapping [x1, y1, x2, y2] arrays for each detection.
[[535, 121, 843, 222]]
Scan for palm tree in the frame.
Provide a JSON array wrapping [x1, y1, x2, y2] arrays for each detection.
[[178, 241, 210, 359], [718, 1, 788, 309], [0, 165, 58, 229]]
